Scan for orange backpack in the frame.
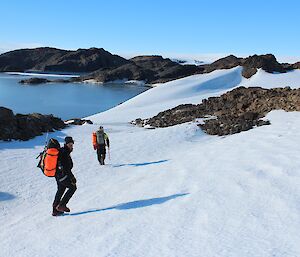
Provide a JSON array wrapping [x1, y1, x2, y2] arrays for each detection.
[[37, 138, 60, 177], [92, 132, 98, 149]]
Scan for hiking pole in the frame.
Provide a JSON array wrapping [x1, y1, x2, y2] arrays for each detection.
[[36, 130, 49, 159], [108, 147, 111, 160], [45, 130, 49, 146]]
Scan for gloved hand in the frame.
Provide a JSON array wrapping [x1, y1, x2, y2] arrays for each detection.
[[93, 145, 97, 150], [71, 177, 77, 185]]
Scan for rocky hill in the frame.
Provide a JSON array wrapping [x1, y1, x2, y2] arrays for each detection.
[[201, 54, 292, 78], [82, 54, 297, 84], [0, 47, 128, 73], [81, 55, 199, 84]]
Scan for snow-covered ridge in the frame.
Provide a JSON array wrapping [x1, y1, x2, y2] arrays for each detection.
[[88, 67, 300, 124]]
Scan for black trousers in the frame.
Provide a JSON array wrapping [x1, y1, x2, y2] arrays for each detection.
[[97, 145, 106, 165], [53, 178, 77, 208]]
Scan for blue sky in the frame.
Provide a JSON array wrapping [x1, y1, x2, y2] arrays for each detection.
[[0, 0, 299, 56]]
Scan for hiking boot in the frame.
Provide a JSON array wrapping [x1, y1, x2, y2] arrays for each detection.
[[52, 209, 64, 216], [56, 205, 70, 212]]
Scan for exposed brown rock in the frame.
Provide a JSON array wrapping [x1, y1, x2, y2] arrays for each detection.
[[293, 62, 300, 69], [83, 55, 200, 84], [19, 78, 50, 84], [133, 86, 300, 135], [241, 54, 287, 78], [202, 55, 242, 73], [65, 118, 93, 125], [0, 107, 66, 141]]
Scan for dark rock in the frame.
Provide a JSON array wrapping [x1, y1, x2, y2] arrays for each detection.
[[0, 107, 66, 141], [293, 62, 300, 69], [65, 118, 93, 125], [19, 77, 50, 84], [202, 55, 242, 73], [131, 118, 144, 127], [241, 54, 286, 78], [0, 47, 128, 73], [198, 54, 294, 79], [0, 107, 14, 120], [134, 86, 300, 135], [85, 62, 155, 83], [87, 53, 294, 84], [19, 77, 70, 84], [83, 55, 200, 84]]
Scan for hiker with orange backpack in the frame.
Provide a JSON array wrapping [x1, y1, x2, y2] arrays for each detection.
[[52, 136, 77, 216], [92, 126, 110, 165]]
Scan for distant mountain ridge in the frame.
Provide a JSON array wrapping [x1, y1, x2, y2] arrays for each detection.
[[0, 47, 128, 73], [0, 47, 299, 84], [82, 53, 298, 83]]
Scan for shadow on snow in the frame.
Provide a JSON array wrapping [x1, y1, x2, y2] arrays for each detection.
[[65, 193, 189, 217], [112, 159, 169, 168], [0, 130, 67, 150], [0, 192, 16, 201]]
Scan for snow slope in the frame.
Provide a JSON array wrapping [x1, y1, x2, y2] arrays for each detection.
[[1, 67, 300, 257], [89, 67, 243, 123]]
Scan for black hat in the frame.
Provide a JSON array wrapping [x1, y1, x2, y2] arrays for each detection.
[[65, 136, 74, 144]]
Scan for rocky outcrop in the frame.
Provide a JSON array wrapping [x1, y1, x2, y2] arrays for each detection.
[[201, 54, 291, 78], [19, 78, 50, 84], [0, 47, 128, 73], [82, 55, 200, 84], [241, 54, 290, 78], [0, 107, 66, 141], [86, 54, 295, 84], [65, 118, 93, 125], [133, 86, 300, 135], [83, 62, 155, 83], [202, 55, 243, 73], [19, 77, 69, 84], [293, 62, 300, 69]]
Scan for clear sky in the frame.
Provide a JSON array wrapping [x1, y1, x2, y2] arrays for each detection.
[[0, 0, 299, 56]]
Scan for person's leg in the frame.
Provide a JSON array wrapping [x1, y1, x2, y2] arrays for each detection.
[[53, 182, 66, 208], [52, 182, 66, 215], [98, 145, 106, 165], [96, 149, 102, 164], [100, 153, 106, 165], [59, 182, 77, 209]]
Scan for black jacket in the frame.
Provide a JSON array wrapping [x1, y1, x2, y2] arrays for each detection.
[[56, 145, 76, 183]]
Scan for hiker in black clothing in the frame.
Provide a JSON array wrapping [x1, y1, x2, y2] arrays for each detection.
[[93, 126, 110, 165], [52, 136, 77, 216]]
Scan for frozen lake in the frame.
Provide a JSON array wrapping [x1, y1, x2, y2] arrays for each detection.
[[0, 73, 148, 120]]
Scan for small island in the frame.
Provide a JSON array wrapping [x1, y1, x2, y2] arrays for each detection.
[[19, 77, 70, 84]]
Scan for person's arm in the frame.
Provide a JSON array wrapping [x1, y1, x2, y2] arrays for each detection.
[[69, 171, 77, 184], [105, 134, 110, 148], [59, 149, 72, 175]]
